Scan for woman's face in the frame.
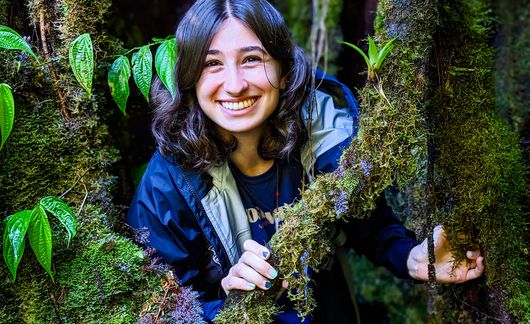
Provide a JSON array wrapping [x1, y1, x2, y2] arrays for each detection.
[[195, 18, 283, 138]]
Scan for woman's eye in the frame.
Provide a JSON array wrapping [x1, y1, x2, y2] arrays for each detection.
[[243, 55, 262, 64], [204, 60, 221, 68]]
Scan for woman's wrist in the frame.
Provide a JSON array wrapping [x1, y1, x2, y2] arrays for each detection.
[[406, 243, 426, 281]]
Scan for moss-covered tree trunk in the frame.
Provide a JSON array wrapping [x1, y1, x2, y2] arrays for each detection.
[[0, 0, 188, 322]]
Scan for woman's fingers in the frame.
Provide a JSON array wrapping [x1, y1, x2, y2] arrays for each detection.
[[466, 256, 485, 281], [222, 240, 279, 293], [243, 239, 271, 260], [221, 275, 256, 292]]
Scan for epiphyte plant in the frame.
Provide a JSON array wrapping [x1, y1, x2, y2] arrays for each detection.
[[2, 196, 77, 282], [340, 36, 396, 82]]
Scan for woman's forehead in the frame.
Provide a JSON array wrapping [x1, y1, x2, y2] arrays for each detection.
[[208, 18, 263, 51]]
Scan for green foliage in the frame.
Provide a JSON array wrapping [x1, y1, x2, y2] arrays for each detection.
[[108, 37, 176, 113], [2, 196, 77, 281], [2, 210, 31, 281], [39, 196, 77, 246], [27, 206, 53, 280], [340, 36, 396, 81], [348, 252, 427, 324], [0, 25, 39, 62], [155, 38, 177, 100], [0, 83, 14, 150], [132, 45, 153, 102], [108, 55, 131, 114], [68, 33, 94, 96]]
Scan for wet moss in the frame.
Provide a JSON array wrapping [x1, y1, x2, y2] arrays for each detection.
[[55, 234, 155, 322]]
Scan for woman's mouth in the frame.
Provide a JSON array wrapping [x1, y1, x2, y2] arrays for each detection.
[[219, 97, 257, 111]]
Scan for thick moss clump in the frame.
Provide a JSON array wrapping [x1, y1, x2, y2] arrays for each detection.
[[55, 234, 155, 322]]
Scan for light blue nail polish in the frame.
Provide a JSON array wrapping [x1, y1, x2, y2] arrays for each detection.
[[247, 283, 256, 289], [262, 250, 269, 258], [269, 269, 278, 279]]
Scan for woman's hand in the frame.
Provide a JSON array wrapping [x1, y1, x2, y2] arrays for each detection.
[[221, 240, 279, 294], [407, 225, 485, 283]]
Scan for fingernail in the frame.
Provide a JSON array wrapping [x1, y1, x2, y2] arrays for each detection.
[[247, 283, 256, 289], [262, 250, 269, 258], [269, 269, 278, 279], [264, 281, 272, 289]]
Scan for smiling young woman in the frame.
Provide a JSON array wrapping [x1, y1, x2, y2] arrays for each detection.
[[127, 0, 484, 322]]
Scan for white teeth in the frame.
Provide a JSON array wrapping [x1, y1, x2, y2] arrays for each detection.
[[220, 98, 256, 110]]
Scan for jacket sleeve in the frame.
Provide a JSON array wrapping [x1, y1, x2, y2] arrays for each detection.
[[126, 153, 225, 320]]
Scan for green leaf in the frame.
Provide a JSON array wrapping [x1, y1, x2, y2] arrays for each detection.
[[339, 40, 371, 71], [28, 206, 53, 281], [375, 38, 396, 70], [155, 38, 177, 100], [3, 210, 31, 281], [0, 83, 14, 151], [0, 25, 39, 62], [69, 33, 94, 96], [132, 45, 153, 102], [39, 196, 77, 247], [108, 55, 131, 114], [367, 36, 378, 67]]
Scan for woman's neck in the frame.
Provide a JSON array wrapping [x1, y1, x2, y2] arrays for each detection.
[[230, 141, 273, 177], [228, 129, 273, 177]]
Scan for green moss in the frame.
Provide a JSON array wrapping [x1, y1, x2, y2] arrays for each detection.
[[56, 234, 155, 322], [0, 1, 166, 322], [430, 0, 529, 321]]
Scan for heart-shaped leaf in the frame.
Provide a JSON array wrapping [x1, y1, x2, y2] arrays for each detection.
[[155, 38, 177, 100], [0, 83, 14, 151], [69, 33, 94, 96], [108, 55, 131, 114], [28, 206, 53, 281], [39, 196, 77, 247], [3, 210, 32, 281], [132, 45, 153, 102]]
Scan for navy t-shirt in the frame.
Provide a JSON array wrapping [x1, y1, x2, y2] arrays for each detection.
[[229, 157, 311, 323]]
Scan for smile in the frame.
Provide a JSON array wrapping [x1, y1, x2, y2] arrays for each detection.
[[219, 98, 257, 111]]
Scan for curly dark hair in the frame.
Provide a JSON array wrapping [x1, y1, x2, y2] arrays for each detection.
[[151, 0, 311, 172]]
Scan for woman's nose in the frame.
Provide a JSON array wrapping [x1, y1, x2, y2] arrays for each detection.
[[223, 66, 248, 96]]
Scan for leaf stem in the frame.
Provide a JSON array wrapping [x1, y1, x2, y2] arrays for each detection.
[[38, 8, 70, 120]]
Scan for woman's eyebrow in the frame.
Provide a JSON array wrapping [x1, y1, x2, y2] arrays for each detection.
[[240, 45, 267, 54], [205, 46, 267, 56]]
